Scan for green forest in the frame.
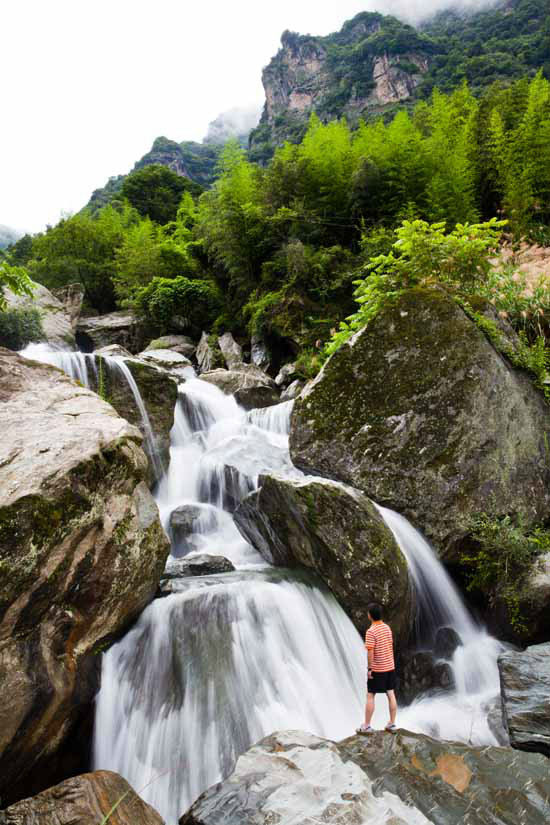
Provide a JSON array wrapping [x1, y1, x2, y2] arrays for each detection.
[[3, 72, 550, 371]]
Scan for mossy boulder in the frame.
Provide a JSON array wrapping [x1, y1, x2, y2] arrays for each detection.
[[88, 355, 178, 479], [290, 288, 550, 561], [234, 475, 412, 642], [0, 349, 170, 805]]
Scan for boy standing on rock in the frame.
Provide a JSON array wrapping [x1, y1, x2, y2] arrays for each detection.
[[356, 603, 397, 734]]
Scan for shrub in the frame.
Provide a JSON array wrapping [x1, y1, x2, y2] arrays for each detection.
[[134, 276, 221, 336], [461, 514, 550, 633], [0, 307, 43, 349]]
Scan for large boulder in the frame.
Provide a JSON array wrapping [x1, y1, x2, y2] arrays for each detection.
[[92, 355, 178, 478], [181, 729, 550, 825], [201, 366, 279, 410], [76, 310, 148, 353], [0, 350, 170, 804], [290, 288, 550, 561], [159, 555, 236, 594], [138, 348, 193, 370], [234, 475, 412, 642], [250, 333, 270, 371], [517, 552, 550, 642], [0, 770, 165, 825], [4, 281, 75, 347], [196, 332, 223, 373], [498, 642, 550, 756], [218, 332, 243, 370], [146, 334, 196, 359]]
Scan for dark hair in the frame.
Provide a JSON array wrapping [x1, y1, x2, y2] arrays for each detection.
[[368, 603, 383, 621]]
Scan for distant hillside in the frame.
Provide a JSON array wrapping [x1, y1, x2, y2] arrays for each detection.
[[249, 0, 549, 161], [85, 109, 258, 214], [0, 225, 22, 250]]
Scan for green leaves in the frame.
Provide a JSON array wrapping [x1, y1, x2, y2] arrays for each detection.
[[0, 263, 34, 311]]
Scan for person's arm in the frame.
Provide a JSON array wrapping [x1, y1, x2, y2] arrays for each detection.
[[365, 630, 375, 678]]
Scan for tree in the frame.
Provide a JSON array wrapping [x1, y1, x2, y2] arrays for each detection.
[[121, 164, 202, 225]]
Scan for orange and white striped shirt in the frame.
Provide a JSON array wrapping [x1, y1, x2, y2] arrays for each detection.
[[365, 621, 395, 672]]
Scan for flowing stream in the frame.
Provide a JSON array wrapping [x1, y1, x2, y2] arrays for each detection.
[[19, 345, 504, 821], [89, 374, 504, 824]]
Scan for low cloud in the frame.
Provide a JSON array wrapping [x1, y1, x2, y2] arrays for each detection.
[[204, 104, 263, 145], [367, 0, 502, 25]]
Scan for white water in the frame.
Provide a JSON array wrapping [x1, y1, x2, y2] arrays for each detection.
[[93, 376, 504, 823], [20, 343, 164, 480]]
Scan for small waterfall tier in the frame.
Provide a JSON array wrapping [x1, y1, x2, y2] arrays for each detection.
[[93, 375, 505, 824]]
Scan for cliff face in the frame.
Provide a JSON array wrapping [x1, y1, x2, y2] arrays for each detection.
[[250, 14, 433, 159]]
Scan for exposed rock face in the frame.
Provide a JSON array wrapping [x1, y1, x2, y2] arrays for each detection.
[[290, 289, 550, 561], [0, 770, 165, 825], [250, 16, 430, 155], [217, 332, 243, 370], [201, 366, 280, 410], [234, 475, 411, 641], [250, 333, 270, 371], [76, 310, 147, 353], [168, 504, 218, 554], [4, 281, 75, 346], [181, 729, 550, 825], [518, 552, 550, 642], [196, 332, 222, 373], [95, 344, 133, 358], [0, 349, 170, 803], [498, 642, 550, 756], [398, 651, 453, 705], [146, 334, 196, 359], [51, 283, 85, 331]]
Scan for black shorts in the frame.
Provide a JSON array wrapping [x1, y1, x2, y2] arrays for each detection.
[[367, 669, 396, 693]]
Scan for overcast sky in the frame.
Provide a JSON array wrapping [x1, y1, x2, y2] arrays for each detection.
[[2, 0, 496, 233]]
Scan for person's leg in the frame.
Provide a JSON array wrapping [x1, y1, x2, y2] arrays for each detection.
[[365, 691, 376, 726], [386, 689, 397, 725]]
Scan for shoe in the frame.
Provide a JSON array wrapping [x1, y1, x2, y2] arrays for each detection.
[[385, 723, 397, 733], [356, 724, 374, 735]]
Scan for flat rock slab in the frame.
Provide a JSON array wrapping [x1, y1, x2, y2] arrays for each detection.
[[181, 729, 550, 825], [498, 642, 550, 756], [139, 348, 193, 368], [0, 770, 165, 824]]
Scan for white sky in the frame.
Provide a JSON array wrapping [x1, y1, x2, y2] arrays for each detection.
[[2, 0, 495, 233]]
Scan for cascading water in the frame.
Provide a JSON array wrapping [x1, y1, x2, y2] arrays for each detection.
[[93, 374, 505, 824], [20, 342, 163, 480]]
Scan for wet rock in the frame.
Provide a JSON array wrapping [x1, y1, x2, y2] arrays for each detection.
[[250, 333, 270, 371], [95, 344, 133, 358], [234, 475, 412, 643], [218, 332, 243, 370], [160, 555, 236, 592], [342, 728, 550, 825], [398, 651, 453, 705], [280, 378, 304, 401], [290, 288, 550, 563], [275, 361, 297, 387], [498, 642, 550, 756], [168, 504, 218, 553], [139, 348, 193, 369], [4, 280, 75, 347], [196, 332, 223, 373], [201, 366, 279, 410], [76, 310, 148, 353], [147, 335, 196, 359], [197, 464, 254, 514], [0, 770, 165, 824], [434, 626, 463, 660], [486, 696, 510, 747], [0, 349, 170, 804], [180, 728, 550, 825]]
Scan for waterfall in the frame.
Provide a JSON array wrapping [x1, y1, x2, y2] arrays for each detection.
[[93, 376, 504, 824], [20, 343, 163, 480]]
